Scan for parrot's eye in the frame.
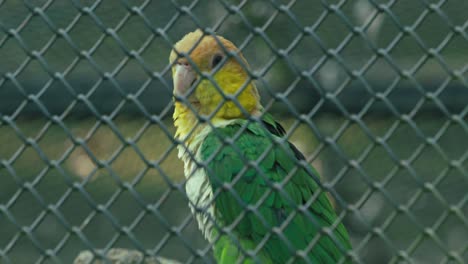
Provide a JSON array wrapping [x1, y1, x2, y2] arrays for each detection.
[[211, 54, 223, 69]]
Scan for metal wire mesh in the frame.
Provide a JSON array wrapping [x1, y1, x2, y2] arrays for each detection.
[[0, 0, 467, 263]]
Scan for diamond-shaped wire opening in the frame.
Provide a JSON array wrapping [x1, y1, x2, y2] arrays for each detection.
[[65, 145, 99, 182], [29, 211, 70, 259], [9, 145, 47, 185], [80, 209, 119, 249], [66, 12, 106, 51], [438, 78, 468, 113], [438, 121, 468, 158], [4, 232, 43, 264], [409, 234, 447, 263], [0, 208, 19, 258]]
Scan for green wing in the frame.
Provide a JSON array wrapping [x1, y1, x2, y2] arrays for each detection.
[[200, 118, 352, 264]]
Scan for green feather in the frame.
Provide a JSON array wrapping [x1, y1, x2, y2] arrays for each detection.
[[200, 118, 352, 263]]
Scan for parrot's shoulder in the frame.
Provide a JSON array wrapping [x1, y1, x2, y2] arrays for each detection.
[[199, 117, 278, 158], [200, 114, 308, 163], [202, 113, 285, 140]]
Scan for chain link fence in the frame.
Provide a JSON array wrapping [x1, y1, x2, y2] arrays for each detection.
[[0, 0, 467, 263]]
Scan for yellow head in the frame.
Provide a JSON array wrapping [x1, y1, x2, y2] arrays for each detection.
[[170, 29, 261, 139]]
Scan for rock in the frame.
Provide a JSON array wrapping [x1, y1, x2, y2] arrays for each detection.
[[73, 248, 181, 264]]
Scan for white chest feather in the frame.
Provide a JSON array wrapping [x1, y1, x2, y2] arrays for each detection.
[[177, 127, 216, 242], [176, 120, 238, 242]]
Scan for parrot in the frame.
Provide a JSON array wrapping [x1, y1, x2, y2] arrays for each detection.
[[170, 29, 352, 263]]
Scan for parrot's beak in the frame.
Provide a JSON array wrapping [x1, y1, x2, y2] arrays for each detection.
[[173, 63, 197, 97]]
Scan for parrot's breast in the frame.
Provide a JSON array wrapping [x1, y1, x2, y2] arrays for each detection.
[[176, 120, 237, 242]]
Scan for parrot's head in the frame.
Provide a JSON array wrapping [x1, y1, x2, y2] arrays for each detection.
[[170, 29, 261, 139]]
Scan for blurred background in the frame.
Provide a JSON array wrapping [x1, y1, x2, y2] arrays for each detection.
[[0, 0, 467, 263]]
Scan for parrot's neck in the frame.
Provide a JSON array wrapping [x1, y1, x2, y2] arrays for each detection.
[[173, 102, 219, 146], [173, 101, 263, 145], [173, 79, 262, 144], [173, 101, 199, 143]]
